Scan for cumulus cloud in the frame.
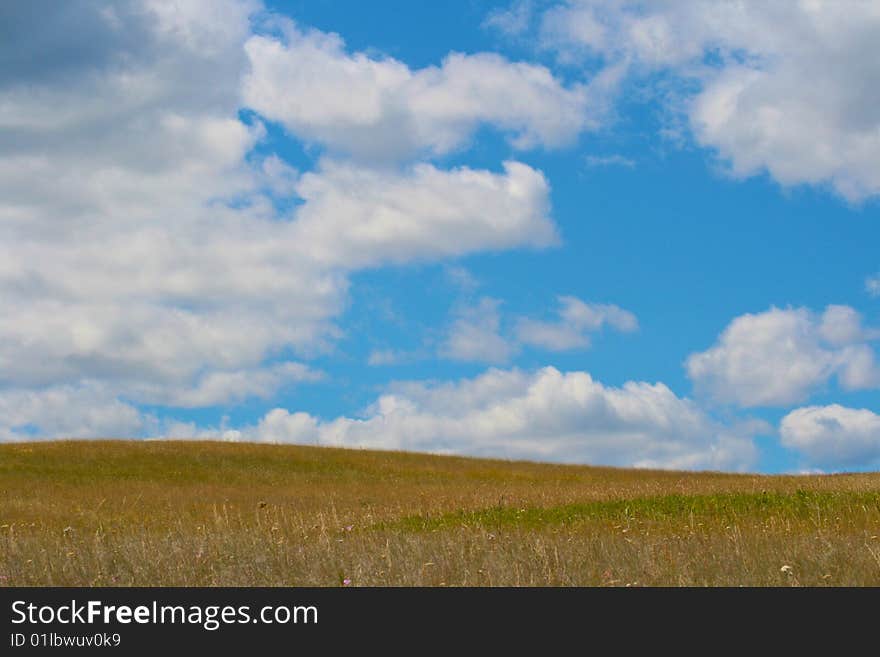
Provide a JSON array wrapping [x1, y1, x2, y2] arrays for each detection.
[[780, 404, 880, 470], [242, 17, 595, 160], [290, 159, 557, 269], [0, 1, 560, 434], [532, 0, 880, 199], [184, 367, 758, 471], [867, 274, 880, 298], [687, 305, 880, 407]]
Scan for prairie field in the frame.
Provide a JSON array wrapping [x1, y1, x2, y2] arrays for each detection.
[[1, 440, 879, 586]]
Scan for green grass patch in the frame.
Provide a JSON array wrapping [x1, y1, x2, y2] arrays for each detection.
[[385, 490, 880, 532]]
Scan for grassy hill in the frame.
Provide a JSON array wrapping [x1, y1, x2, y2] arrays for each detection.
[[1, 440, 879, 586]]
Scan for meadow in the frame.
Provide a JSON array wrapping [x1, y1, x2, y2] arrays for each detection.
[[1, 440, 879, 586]]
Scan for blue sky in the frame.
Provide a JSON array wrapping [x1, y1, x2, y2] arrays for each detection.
[[2, 0, 879, 473]]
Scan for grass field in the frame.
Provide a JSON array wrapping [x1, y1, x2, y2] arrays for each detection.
[[2, 440, 879, 586]]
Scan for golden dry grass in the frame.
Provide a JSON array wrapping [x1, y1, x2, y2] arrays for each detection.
[[1, 440, 879, 586]]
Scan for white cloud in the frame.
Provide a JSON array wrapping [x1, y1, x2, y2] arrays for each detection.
[[817, 304, 872, 346], [290, 159, 558, 269], [254, 409, 320, 445], [687, 305, 880, 407], [557, 295, 638, 331], [0, 384, 152, 442], [188, 367, 758, 471], [441, 298, 517, 364], [242, 18, 595, 160], [780, 404, 880, 470], [0, 361, 321, 440], [516, 295, 637, 351], [535, 0, 880, 200]]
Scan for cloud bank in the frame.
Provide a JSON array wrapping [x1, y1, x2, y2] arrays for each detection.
[[511, 0, 880, 199], [0, 1, 560, 439], [178, 367, 759, 471]]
